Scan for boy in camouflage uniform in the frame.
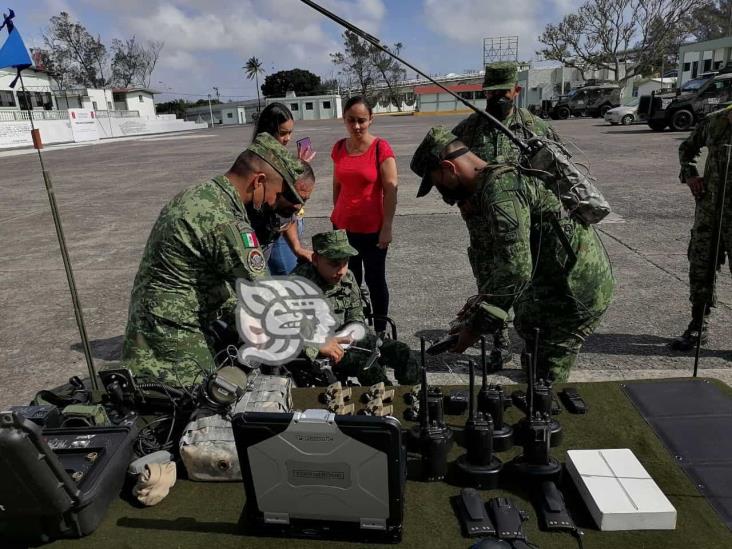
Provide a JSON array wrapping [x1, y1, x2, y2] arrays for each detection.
[[292, 230, 419, 386], [411, 127, 614, 382], [672, 105, 732, 350], [452, 62, 562, 369], [121, 133, 310, 386]]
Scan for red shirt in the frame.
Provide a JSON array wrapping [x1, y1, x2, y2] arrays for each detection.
[[330, 137, 395, 233]]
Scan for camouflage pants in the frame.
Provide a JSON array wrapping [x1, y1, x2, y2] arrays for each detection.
[[514, 286, 612, 383], [687, 188, 732, 308], [335, 334, 420, 386], [121, 317, 216, 387]]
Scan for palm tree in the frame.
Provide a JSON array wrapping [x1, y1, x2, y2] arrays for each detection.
[[243, 56, 265, 114]]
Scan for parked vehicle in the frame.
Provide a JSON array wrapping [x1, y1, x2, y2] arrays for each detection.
[[549, 83, 622, 120], [604, 98, 640, 125], [638, 71, 727, 131]]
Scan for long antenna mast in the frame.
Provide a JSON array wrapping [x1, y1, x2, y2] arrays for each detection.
[[17, 72, 99, 391], [298, 0, 529, 153]]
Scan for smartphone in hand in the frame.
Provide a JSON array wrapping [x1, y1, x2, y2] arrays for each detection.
[[296, 136, 314, 161]]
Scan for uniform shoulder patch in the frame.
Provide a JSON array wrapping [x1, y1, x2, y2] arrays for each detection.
[[240, 231, 259, 248], [246, 248, 266, 273]]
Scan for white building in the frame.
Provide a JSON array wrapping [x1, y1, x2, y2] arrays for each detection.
[[266, 91, 343, 121], [0, 67, 56, 112], [678, 36, 732, 86], [112, 88, 158, 119]]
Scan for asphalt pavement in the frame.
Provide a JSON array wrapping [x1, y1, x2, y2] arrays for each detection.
[[1, 114, 730, 408]]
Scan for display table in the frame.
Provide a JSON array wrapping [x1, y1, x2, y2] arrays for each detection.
[[46, 379, 732, 549]]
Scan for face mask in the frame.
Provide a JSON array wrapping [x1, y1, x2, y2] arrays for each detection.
[[437, 171, 473, 205], [486, 95, 513, 121]]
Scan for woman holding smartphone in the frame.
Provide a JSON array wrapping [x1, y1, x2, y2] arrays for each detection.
[[331, 96, 398, 333], [251, 102, 315, 273]]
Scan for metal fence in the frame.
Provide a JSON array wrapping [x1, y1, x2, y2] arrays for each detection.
[[0, 109, 140, 122]]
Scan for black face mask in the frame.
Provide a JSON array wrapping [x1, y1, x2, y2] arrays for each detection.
[[437, 171, 473, 206], [486, 95, 513, 121], [247, 202, 287, 246]]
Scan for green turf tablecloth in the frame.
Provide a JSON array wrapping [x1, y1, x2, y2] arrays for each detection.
[[49, 379, 732, 549]]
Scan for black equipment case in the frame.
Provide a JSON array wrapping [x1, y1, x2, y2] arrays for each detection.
[[232, 409, 405, 543], [0, 411, 138, 543]]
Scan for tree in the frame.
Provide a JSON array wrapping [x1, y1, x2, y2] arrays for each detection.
[[371, 42, 407, 111], [537, 0, 704, 84], [43, 12, 108, 88], [691, 0, 732, 41], [261, 69, 325, 97], [331, 31, 377, 96], [244, 56, 265, 112], [111, 36, 164, 88]]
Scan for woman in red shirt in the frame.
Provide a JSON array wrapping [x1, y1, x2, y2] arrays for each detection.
[[331, 96, 398, 333]]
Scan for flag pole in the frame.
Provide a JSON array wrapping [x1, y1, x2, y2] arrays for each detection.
[[18, 71, 99, 391]]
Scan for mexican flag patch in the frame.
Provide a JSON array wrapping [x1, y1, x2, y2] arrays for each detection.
[[241, 231, 259, 248]]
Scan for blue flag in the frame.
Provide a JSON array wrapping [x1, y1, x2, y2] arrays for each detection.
[[0, 9, 33, 88]]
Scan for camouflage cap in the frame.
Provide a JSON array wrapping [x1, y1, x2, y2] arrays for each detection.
[[410, 126, 460, 198], [312, 229, 358, 260], [247, 132, 306, 203], [483, 62, 518, 91]]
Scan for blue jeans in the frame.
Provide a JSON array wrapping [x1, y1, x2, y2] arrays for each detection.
[[268, 218, 304, 275]]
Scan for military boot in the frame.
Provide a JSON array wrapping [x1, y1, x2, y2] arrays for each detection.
[[670, 304, 710, 351], [489, 324, 513, 369]]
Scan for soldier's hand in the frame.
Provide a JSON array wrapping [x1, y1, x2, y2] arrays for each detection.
[[686, 176, 704, 198], [450, 326, 481, 354], [319, 337, 345, 364], [295, 248, 314, 263]]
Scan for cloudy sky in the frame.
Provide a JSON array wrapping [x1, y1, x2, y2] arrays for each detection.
[[21, 0, 581, 101]]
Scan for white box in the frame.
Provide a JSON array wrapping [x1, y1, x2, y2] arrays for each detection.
[[566, 448, 677, 531]]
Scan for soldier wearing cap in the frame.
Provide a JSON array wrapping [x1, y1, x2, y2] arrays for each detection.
[[292, 230, 419, 386], [671, 105, 732, 351], [121, 133, 313, 385], [452, 62, 563, 370], [411, 127, 613, 382]]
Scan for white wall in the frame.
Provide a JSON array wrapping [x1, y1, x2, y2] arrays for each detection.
[[0, 69, 57, 111], [125, 92, 157, 119], [86, 89, 114, 111], [0, 116, 207, 149], [266, 95, 342, 121]]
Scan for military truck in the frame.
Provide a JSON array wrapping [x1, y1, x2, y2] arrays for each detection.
[[638, 71, 727, 131], [549, 83, 622, 120]]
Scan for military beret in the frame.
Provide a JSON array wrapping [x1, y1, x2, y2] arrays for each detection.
[[483, 62, 518, 91], [410, 126, 460, 198], [248, 132, 306, 203], [312, 229, 358, 260]]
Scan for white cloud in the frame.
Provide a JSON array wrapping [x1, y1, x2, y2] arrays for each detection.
[[422, 0, 583, 60], [114, 0, 384, 97]]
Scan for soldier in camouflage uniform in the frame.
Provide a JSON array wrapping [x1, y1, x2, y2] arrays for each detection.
[[672, 105, 732, 351], [292, 230, 419, 386], [411, 127, 614, 382], [121, 133, 310, 386], [452, 62, 562, 369]]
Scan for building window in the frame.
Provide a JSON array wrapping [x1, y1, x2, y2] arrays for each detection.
[[107, 101, 113, 110], [16, 91, 53, 110], [683, 62, 691, 72], [322, 100, 331, 109], [227, 112, 233, 118], [290, 103, 299, 111], [138, 95, 143, 103], [458, 91, 474, 100], [305, 102, 313, 110], [92, 101, 98, 110], [0, 90, 15, 107], [703, 59, 712, 72]]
